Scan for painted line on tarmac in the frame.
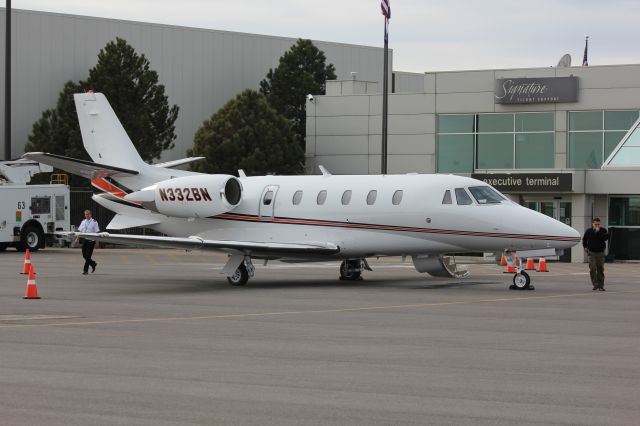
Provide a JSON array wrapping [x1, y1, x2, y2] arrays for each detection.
[[1, 290, 639, 330]]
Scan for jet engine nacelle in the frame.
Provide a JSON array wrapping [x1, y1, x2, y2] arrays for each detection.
[[125, 174, 243, 218]]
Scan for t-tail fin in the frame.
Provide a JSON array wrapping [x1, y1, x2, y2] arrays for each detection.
[[74, 92, 146, 170]]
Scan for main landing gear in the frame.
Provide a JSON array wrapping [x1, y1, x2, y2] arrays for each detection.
[[226, 256, 255, 286], [504, 251, 534, 291], [339, 259, 370, 281]]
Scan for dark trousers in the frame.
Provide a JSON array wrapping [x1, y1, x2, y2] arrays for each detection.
[[588, 251, 605, 288], [82, 240, 97, 273]]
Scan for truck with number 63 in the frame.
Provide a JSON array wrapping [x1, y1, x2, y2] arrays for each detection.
[[0, 160, 71, 252]]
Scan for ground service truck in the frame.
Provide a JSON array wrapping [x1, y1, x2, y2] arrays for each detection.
[[0, 160, 70, 252]]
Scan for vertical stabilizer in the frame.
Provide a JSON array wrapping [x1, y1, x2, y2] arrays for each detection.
[[74, 92, 146, 170]]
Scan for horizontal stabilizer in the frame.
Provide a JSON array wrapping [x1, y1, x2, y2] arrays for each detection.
[[106, 214, 161, 230], [62, 232, 340, 255], [153, 157, 205, 169], [22, 152, 138, 180]]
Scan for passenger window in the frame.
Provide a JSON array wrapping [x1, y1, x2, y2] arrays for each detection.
[[442, 190, 452, 204], [292, 190, 303, 205], [392, 190, 403, 205], [263, 191, 274, 205], [317, 190, 327, 205], [341, 190, 352, 205], [455, 188, 473, 205], [366, 190, 377, 205]]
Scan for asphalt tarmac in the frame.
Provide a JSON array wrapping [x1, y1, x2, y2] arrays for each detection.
[[1, 248, 639, 426]]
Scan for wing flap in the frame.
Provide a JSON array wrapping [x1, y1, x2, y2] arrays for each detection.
[[22, 152, 139, 179], [66, 232, 340, 255], [106, 214, 162, 230]]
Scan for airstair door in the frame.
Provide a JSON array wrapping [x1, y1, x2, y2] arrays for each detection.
[[259, 185, 279, 218]]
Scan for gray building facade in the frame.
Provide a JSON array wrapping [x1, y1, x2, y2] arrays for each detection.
[[306, 64, 640, 262], [0, 8, 390, 161]]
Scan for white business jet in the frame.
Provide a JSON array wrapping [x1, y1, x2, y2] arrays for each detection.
[[24, 92, 581, 289]]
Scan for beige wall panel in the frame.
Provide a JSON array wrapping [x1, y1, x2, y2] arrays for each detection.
[[387, 155, 432, 173], [388, 93, 435, 115], [315, 116, 369, 136], [435, 92, 495, 113], [388, 114, 434, 135], [577, 88, 640, 110], [435, 70, 495, 93], [315, 96, 370, 117], [387, 134, 433, 155], [315, 136, 369, 155], [557, 65, 640, 89]]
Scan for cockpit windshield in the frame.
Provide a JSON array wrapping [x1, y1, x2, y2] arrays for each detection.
[[468, 186, 505, 204]]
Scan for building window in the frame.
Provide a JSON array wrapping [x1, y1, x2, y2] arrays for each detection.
[[609, 197, 640, 226], [317, 190, 327, 205], [341, 190, 352, 205], [366, 190, 377, 205], [392, 190, 403, 205], [292, 190, 303, 205], [568, 110, 640, 168], [437, 112, 554, 172]]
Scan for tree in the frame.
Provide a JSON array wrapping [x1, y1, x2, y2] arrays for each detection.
[[188, 89, 303, 176], [259, 39, 336, 149], [25, 38, 178, 185]]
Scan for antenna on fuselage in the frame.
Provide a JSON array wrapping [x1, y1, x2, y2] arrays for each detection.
[[318, 165, 332, 176], [238, 169, 247, 178]]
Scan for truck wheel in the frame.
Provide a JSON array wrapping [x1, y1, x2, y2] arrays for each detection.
[[18, 226, 43, 252], [0, 243, 9, 251]]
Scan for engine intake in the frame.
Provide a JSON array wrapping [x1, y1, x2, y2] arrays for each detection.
[[126, 174, 243, 218]]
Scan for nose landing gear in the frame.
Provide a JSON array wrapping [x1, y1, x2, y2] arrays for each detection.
[[504, 251, 535, 291]]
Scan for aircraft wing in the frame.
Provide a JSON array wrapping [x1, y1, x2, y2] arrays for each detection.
[[22, 152, 139, 179], [68, 232, 341, 255]]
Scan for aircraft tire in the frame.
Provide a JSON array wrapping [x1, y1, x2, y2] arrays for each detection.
[[227, 264, 249, 286], [339, 260, 362, 281], [512, 271, 531, 289]]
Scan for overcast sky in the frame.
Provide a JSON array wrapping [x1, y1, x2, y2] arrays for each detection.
[[12, 0, 640, 72]]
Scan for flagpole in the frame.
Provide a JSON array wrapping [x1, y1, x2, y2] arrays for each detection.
[[381, 17, 389, 174]]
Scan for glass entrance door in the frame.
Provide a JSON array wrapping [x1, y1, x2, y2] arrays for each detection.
[[525, 200, 572, 262]]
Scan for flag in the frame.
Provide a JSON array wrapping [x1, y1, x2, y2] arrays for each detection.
[[381, 0, 391, 20], [582, 36, 589, 66]]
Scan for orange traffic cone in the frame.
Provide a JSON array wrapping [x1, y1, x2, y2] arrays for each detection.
[[525, 258, 535, 270], [503, 263, 516, 273], [23, 264, 41, 299], [20, 249, 32, 274], [499, 255, 507, 266], [537, 257, 549, 272]]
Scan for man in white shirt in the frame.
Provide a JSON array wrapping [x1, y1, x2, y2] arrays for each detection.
[[78, 209, 100, 275]]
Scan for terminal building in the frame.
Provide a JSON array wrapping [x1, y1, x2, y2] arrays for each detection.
[[306, 65, 640, 262]]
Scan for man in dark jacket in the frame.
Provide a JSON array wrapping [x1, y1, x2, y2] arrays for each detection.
[[582, 218, 608, 291]]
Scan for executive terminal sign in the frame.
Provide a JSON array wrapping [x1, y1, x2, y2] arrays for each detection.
[[472, 173, 572, 192], [494, 76, 578, 104]]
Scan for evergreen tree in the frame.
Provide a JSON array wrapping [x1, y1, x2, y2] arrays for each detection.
[[188, 89, 303, 176], [259, 39, 336, 149], [25, 38, 178, 185]]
